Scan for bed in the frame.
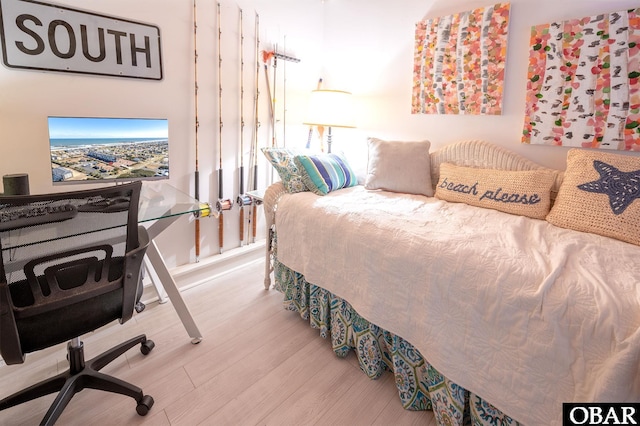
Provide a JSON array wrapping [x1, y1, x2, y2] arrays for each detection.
[[260, 139, 640, 426]]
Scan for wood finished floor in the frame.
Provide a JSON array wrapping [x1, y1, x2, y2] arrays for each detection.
[[0, 258, 436, 426]]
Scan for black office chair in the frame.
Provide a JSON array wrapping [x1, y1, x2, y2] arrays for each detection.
[[0, 181, 154, 425]]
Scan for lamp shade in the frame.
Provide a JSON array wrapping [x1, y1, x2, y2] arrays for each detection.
[[303, 89, 356, 128]]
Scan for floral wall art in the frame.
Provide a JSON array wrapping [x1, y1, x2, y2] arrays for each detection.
[[522, 8, 640, 151], [411, 3, 510, 115]]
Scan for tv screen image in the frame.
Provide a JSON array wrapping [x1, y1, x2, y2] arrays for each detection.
[[48, 117, 169, 184]]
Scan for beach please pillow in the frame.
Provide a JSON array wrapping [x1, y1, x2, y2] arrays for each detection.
[[435, 163, 556, 219], [293, 153, 358, 195], [364, 138, 433, 196], [546, 149, 640, 246], [261, 147, 307, 193]]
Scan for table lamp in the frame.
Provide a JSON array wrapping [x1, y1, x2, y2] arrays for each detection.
[[303, 89, 356, 153]]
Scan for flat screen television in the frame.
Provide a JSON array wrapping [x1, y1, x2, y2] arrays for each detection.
[[48, 116, 169, 184]]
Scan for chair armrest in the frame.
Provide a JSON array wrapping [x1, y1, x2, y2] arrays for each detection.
[[120, 226, 150, 323]]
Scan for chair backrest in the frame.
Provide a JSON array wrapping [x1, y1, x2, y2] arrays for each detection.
[[0, 182, 148, 363]]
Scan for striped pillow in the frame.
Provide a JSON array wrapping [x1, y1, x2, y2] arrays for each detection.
[[294, 153, 358, 195]]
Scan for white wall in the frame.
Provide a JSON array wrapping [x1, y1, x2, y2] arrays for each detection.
[[320, 0, 640, 172], [0, 0, 324, 268], [2, 0, 639, 269]]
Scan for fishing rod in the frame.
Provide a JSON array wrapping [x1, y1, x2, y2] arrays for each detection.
[[191, 0, 213, 262], [271, 43, 278, 148], [262, 48, 301, 149], [283, 36, 287, 147], [247, 12, 261, 244], [216, 1, 233, 254], [236, 7, 251, 246], [192, 0, 202, 262], [262, 49, 276, 148]]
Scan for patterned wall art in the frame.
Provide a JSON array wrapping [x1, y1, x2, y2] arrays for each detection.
[[522, 8, 640, 151], [411, 3, 511, 115]]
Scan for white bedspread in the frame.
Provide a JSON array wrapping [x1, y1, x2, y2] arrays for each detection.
[[275, 186, 640, 426]]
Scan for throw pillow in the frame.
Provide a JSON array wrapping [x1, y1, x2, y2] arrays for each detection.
[[546, 149, 640, 245], [293, 153, 358, 195], [435, 163, 556, 219], [261, 147, 307, 193], [364, 138, 434, 197]]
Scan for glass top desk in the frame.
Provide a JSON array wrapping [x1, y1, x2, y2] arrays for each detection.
[[1, 182, 206, 344], [139, 182, 206, 344]]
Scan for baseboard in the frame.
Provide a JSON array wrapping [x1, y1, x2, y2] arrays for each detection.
[[141, 239, 266, 304]]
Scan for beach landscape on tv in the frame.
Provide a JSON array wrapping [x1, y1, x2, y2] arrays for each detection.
[[48, 117, 169, 184]]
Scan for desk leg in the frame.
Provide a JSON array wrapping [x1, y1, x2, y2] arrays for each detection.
[[144, 257, 168, 304], [145, 239, 203, 344]]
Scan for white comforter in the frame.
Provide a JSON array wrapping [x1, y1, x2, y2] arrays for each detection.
[[275, 185, 640, 426]]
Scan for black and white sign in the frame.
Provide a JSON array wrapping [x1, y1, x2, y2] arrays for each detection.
[[0, 0, 163, 80]]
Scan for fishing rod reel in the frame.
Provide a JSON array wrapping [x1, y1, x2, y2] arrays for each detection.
[[237, 194, 252, 208], [247, 194, 262, 207], [194, 201, 217, 219], [216, 198, 233, 214], [215, 196, 232, 254]]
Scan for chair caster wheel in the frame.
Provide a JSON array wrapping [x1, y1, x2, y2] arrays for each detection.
[[135, 301, 146, 313], [136, 394, 154, 416], [140, 340, 155, 355]]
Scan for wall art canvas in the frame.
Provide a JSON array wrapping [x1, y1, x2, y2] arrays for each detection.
[[412, 3, 510, 115], [522, 8, 640, 151]]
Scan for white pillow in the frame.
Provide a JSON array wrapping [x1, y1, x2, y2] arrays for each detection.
[[364, 138, 433, 196]]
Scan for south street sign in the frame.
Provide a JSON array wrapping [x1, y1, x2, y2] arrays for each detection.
[[0, 0, 163, 80]]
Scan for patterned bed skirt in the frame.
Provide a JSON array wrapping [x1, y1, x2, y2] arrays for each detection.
[[273, 256, 521, 426]]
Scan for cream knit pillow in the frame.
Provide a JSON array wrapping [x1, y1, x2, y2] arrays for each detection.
[[546, 149, 640, 245], [435, 163, 556, 219]]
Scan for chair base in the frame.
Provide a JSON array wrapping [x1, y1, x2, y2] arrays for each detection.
[[0, 334, 155, 425]]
